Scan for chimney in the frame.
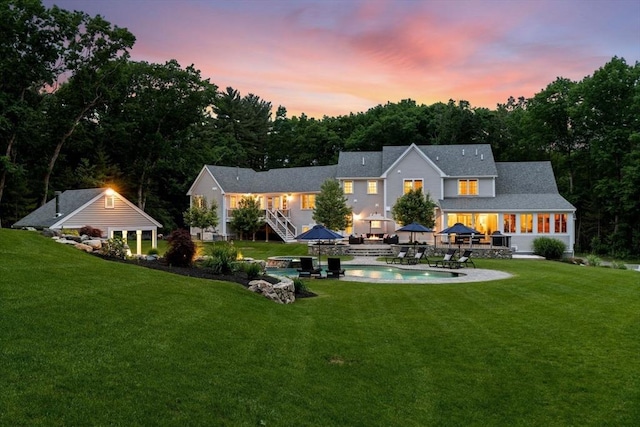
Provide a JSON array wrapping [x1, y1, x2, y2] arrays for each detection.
[[54, 191, 62, 217]]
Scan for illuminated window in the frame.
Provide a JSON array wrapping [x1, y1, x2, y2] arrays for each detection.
[[371, 221, 381, 229], [229, 195, 238, 209], [537, 214, 550, 233], [503, 214, 516, 233], [302, 194, 316, 209], [193, 195, 205, 208], [555, 214, 567, 233], [105, 194, 115, 209], [403, 179, 423, 194], [458, 179, 478, 196], [367, 181, 378, 194], [520, 214, 533, 233], [343, 180, 353, 194]]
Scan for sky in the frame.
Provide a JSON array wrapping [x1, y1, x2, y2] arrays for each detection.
[[42, 0, 640, 118]]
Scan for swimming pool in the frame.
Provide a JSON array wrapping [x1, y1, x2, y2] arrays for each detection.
[[266, 264, 463, 283]]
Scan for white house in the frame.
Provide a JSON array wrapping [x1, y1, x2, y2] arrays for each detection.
[[187, 144, 576, 254]]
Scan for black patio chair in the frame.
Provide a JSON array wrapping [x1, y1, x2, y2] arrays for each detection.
[[326, 257, 345, 278], [385, 246, 410, 264], [297, 257, 322, 278], [450, 249, 476, 268], [404, 247, 426, 265], [433, 249, 458, 268]]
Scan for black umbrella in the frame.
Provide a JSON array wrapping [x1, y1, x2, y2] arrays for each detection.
[[295, 224, 343, 268], [439, 222, 481, 249], [396, 222, 433, 244]]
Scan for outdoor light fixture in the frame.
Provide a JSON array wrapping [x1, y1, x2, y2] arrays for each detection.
[[105, 188, 115, 196]]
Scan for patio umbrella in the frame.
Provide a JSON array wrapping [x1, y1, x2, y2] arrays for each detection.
[[362, 213, 391, 234], [439, 222, 481, 249], [396, 222, 433, 243], [295, 224, 343, 268]]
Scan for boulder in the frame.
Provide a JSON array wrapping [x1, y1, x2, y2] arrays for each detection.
[[74, 242, 94, 253], [84, 239, 103, 250], [248, 277, 295, 304]]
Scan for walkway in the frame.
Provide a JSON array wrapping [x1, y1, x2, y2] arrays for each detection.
[[341, 256, 512, 284]]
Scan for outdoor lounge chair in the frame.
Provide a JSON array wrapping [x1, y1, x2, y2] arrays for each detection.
[[326, 257, 345, 278], [433, 249, 458, 268], [385, 246, 410, 264], [404, 247, 426, 265], [297, 257, 322, 278], [450, 249, 476, 268]]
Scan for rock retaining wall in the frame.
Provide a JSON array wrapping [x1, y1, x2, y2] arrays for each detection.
[[248, 277, 295, 304]]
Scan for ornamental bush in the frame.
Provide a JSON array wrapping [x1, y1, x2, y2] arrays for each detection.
[[80, 225, 103, 237], [101, 236, 128, 259], [532, 237, 566, 260], [201, 245, 238, 274], [165, 229, 196, 267]]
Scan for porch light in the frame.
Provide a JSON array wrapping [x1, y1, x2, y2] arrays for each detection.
[[105, 188, 115, 196]]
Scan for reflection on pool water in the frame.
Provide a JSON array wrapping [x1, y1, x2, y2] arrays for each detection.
[[266, 264, 461, 282]]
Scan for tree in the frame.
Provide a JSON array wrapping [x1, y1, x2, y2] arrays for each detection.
[[391, 189, 436, 227], [313, 179, 351, 231], [183, 197, 218, 240], [230, 196, 264, 241]]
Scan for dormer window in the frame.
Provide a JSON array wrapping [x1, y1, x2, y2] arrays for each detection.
[[458, 179, 478, 196]]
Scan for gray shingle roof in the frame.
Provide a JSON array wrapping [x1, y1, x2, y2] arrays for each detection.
[[336, 152, 382, 177], [206, 165, 338, 193], [12, 188, 104, 228]]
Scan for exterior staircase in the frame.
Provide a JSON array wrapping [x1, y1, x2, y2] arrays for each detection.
[[264, 209, 297, 242]]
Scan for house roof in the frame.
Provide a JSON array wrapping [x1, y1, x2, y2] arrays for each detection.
[[12, 188, 104, 228], [205, 164, 338, 193], [12, 188, 162, 229], [336, 144, 498, 178], [439, 162, 575, 211]]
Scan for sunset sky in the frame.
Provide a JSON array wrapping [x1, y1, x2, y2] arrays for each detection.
[[43, 0, 639, 118]]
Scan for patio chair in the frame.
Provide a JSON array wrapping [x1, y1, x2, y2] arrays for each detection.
[[385, 246, 410, 264], [433, 249, 458, 268], [297, 257, 322, 278], [326, 257, 345, 278], [404, 247, 426, 265], [450, 249, 476, 268]]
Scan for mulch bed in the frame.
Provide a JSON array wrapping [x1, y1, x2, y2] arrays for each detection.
[[92, 253, 316, 298]]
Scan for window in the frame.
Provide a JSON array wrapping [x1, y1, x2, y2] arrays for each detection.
[[555, 214, 567, 233], [301, 194, 316, 209], [371, 221, 381, 229], [367, 180, 378, 194], [343, 180, 353, 194], [458, 179, 478, 196], [229, 195, 238, 209], [537, 214, 550, 233], [503, 214, 516, 233], [520, 214, 533, 233], [403, 179, 423, 194], [193, 195, 205, 208], [105, 194, 115, 209]]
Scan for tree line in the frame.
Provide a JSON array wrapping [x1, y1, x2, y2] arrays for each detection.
[[1, 0, 638, 257]]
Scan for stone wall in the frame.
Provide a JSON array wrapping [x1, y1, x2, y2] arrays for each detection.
[[391, 245, 512, 259], [248, 277, 295, 304]]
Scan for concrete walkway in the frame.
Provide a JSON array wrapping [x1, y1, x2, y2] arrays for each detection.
[[340, 256, 512, 284]]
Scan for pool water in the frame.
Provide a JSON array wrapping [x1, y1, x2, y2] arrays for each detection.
[[266, 264, 461, 282]]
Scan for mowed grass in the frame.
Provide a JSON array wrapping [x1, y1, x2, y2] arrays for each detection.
[[1, 230, 639, 426]]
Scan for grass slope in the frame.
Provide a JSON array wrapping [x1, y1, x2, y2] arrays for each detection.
[[1, 230, 639, 426]]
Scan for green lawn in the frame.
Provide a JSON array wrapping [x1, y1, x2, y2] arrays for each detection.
[[1, 230, 639, 426]]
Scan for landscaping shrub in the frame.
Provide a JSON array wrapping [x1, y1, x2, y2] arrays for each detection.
[[610, 260, 627, 270], [586, 254, 602, 267], [293, 278, 307, 294], [61, 228, 79, 236], [79, 225, 103, 237], [201, 245, 238, 274], [100, 236, 128, 259], [241, 262, 262, 280], [165, 229, 196, 267], [147, 247, 159, 256], [532, 237, 566, 260]]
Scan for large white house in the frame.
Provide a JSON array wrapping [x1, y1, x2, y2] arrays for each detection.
[[187, 144, 576, 254]]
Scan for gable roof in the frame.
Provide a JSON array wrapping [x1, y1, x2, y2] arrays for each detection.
[[12, 188, 162, 229], [204, 164, 338, 193], [439, 161, 575, 211], [12, 188, 104, 229]]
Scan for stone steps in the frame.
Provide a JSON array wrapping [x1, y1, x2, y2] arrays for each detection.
[[346, 244, 394, 257]]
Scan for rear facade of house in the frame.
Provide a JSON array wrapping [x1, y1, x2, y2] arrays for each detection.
[[188, 144, 576, 254]]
